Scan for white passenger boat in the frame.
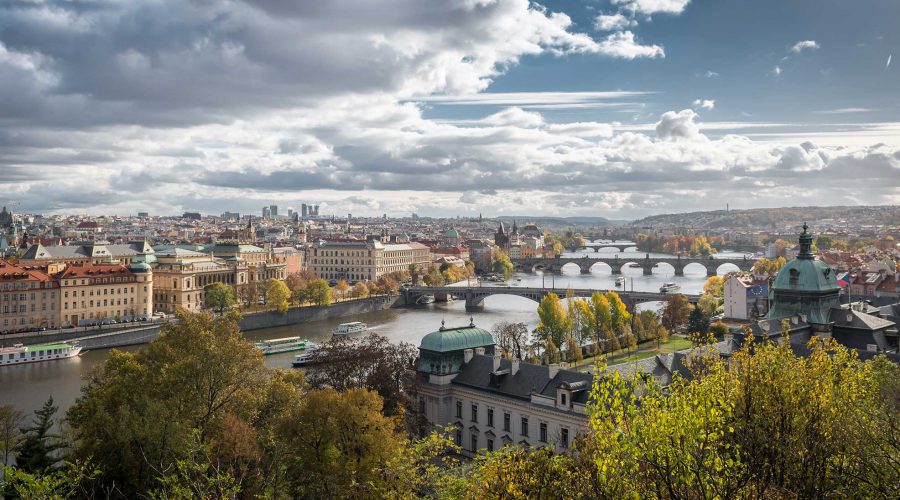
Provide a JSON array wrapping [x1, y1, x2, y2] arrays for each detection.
[[253, 336, 309, 355], [1, 342, 82, 367], [659, 282, 681, 293], [332, 321, 368, 336], [292, 344, 320, 367], [615, 276, 625, 287]]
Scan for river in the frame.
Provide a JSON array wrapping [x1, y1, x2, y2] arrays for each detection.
[[0, 248, 749, 417]]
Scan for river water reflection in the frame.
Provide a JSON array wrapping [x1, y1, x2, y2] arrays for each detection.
[[1, 250, 747, 416]]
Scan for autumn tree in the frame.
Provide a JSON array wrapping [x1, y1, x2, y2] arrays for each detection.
[[697, 292, 721, 318], [266, 278, 291, 314], [662, 293, 693, 331], [568, 298, 594, 345], [605, 291, 631, 336], [301, 278, 332, 306], [490, 321, 529, 360], [423, 267, 445, 286], [352, 281, 369, 298], [536, 292, 569, 350], [688, 305, 710, 335], [203, 282, 236, 314], [753, 256, 787, 275], [334, 279, 350, 299], [703, 275, 724, 297], [492, 250, 514, 280]]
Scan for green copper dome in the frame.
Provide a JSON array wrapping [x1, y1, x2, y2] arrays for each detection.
[[128, 262, 152, 273], [772, 223, 840, 293], [419, 320, 493, 353]]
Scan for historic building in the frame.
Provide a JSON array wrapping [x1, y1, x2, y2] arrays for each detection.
[[0, 259, 59, 331], [151, 247, 249, 314], [58, 261, 153, 326], [18, 240, 156, 266], [416, 319, 592, 457], [723, 274, 769, 320], [308, 240, 431, 282]]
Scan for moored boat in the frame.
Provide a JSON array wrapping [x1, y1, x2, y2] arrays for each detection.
[[292, 344, 320, 367], [1, 342, 82, 367], [615, 276, 625, 287], [659, 282, 681, 293], [253, 336, 308, 355], [332, 321, 368, 336]]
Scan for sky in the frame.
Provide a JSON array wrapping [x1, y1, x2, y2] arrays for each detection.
[[1, 0, 898, 219]]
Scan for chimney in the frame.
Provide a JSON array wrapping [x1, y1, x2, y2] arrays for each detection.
[[547, 363, 559, 379], [475, 347, 485, 356], [492, 353, 501, 371], [511, 358, 520, 376], [464, 349, 474, 363]]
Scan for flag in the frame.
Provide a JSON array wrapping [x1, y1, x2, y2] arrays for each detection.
[[837, 272, 851, 287]]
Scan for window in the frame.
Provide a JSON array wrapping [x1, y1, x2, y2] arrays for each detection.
[[487, 439, 494, 452], [471, 404, 478, 422], [454, 430, 462, 447], [455, 401, 462, 419], [487, 408, 494, 427], [561, 393, 567, 406], [503, 412, 510, 432], [471, 434, 478, 452], [561, 428, 569, 448], [540, 422, 547, 443], [521, 417, 529, 437]]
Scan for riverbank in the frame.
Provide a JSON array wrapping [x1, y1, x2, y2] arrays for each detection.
[[3, 294, 405, 349]]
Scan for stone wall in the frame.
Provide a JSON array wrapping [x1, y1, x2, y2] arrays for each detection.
[[239, 295, 403, 331]]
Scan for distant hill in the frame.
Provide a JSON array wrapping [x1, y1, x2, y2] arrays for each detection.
[[496, 216, 619, 227], [628, 205, 900, 230]]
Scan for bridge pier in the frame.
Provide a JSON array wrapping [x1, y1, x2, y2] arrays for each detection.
[[465, 297, 485, 311], [642, 266, 653, 276], [580, 267, 592, 275], [707, 267, 718, 277], [674, 266, 685, 276]]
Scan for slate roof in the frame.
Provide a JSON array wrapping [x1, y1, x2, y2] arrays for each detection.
[[452, 355, 593, 404], [830, 308, 895, 332]]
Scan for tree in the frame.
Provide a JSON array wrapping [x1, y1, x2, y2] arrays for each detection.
[[688, 305, 709, 335], [334, 279, 350, 299], [662, 293, 693, 331], [203, 282, 236, 314], [544, 338, 561, 365], [266, 278, 291, 314], [65, 310, 284, 496], [14, 397, 63, 473], [605, 291, 631, 335], [753, 256, 787, 275], [568, 299, 594, 345], [375, 275, 400, 295], [408, 263, 421, 285], [564, 335, 583, 365], [589, 292, 612, 340], [352, 281, 369, 298], [492, 250, 514, 280], [697, 292, 720, 318], [535, 292, 569, 350], [703, 275, 724, 297], [302, 279, 332, 306], [278, 388, 408, 498], [423, 267, 445, 286], [709, 321, 729, 338], [490, 321, 529, 360], [0, 403, 25, 466]]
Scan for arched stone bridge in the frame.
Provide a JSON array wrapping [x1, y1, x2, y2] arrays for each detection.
[[403, 286, 700, 311], [513, 255, 753, 277], [577, 242, 638, 252]]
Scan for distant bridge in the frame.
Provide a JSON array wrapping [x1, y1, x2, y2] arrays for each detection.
[[513, 255, 753, 277], [403, 285, 699, 311], [577, 242, 638, 252]]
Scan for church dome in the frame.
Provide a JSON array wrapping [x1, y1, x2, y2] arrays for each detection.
[[772, 223, 839, 293], [443, 228, 460, 239], [419, 320, 493, 353]]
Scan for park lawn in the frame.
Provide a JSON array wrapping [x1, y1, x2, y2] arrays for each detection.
[[571, 335, 694, 370]]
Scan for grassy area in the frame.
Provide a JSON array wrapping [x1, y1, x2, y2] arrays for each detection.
[[569, 335, 694, 371]]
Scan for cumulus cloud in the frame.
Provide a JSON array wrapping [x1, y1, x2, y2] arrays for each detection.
[[692, 99, 715, 110], [790, 40, 820, 53], [1, 0, 898, 218], [597, 31, 665, 59], [594, 13, 637, 31], [612, 0, 692, 15]]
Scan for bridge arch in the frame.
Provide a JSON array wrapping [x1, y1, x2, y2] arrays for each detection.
[[651, 261, 676, 276], [560, 262, 583, 274], [682, 262, 709, 275], [715, 262, 741, 275], [588, 261, 613, 275], [619, 261, 645, 276]]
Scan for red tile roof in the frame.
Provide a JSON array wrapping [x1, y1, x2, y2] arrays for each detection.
[[57, 262, 133, 279]]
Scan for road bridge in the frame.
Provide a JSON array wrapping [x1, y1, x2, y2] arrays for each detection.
[[403, 285, 699, 311], [577, 242, 638, 252], [513, 255, 753, 276]]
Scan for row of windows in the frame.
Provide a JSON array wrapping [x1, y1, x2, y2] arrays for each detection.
[[453, 426, 569, 453], [65, 297, 138, 310], [64, 287, 134, 298], [455, 401, 569, 446]]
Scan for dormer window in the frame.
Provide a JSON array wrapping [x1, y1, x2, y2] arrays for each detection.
[[789, 268, 799, 285], [560, 393, 567, 406]]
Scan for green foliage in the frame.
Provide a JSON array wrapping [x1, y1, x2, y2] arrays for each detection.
[[14, 397, 64, 474], [688, 305, 710, 335], [0, 403, 25, 467], [697, 292, 721, 318], [492, 250, 514, 279], [301, 278, 332, 306], [423, 267, 445, 286], [203, 282, 236, 313], [265, 278, 291, 313], [709, 321, 729, 338], [535, 292, 569, 350], [1, 460, 99, 499], [468, 339, 900, 499]]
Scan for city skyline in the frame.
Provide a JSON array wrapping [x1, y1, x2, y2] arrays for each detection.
[[1, 0, 898, 217]]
